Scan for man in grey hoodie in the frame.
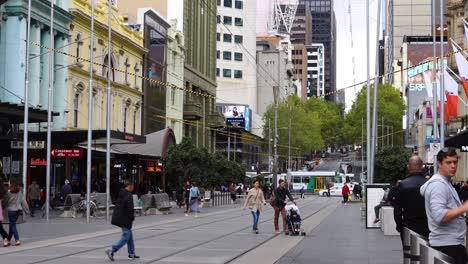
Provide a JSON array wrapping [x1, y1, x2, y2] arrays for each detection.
[[420, 148, 468, 264]]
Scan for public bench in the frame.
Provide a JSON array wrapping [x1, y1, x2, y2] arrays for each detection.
[[154, 193, 172, 213]]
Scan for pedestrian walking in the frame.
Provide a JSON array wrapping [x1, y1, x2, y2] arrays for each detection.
[[5, 182, 30, 246], [243, 180, 266, 234], [420, 148, 468, 264], [188, 181, 200, 217], [299, 185, 305, 199], [60, 179, 72, 203], [184, 181, 191, 216], [394, 155, 430, 252], [28, 180, 40, 217], [0, 179, 9, 247], [229, 183, 237, 203], [272, 179, 295, 235], [106, 180, 139, 261], [342, 182, 350, 204]]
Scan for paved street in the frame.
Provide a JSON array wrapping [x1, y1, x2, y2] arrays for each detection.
[[0, 197, 401, 264]]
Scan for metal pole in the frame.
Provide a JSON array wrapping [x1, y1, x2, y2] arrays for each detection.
[[268, 120, 272, 172], [227, 131, 231, 161], [233, 131, 236, 162], [387, 126, 390, 145], [45, 0, 55, 221], [371, 0, 381, 184], [86, 0, 96, 224], [382, 117, 384, 147], [439, 0, 445, 150], [366, 0, 371, 184], [288, 105, 292, 170], [105, 0, 112, 221], [22, 0, 32, 197], [273, 86, 279, 189], [432, 0, 438, 172], [391, 126, 394, 147]]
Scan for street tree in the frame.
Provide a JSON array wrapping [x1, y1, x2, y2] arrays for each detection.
[[343, 83, 405, 146], [374, 146, 411, 183], [263, 95, 323, 157], [305, 97, 344, 146]]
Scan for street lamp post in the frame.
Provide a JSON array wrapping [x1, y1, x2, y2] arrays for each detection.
[[273, 86, 279, 189]]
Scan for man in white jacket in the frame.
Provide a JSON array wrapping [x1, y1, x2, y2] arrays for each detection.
[[420, 148, 468, 264]]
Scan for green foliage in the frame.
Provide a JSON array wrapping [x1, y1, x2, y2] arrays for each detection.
[[305, 97, 345, 146], [344, 83, 405, 145], [263, 96, 324, 156], [161, 138, 245, 189], [374, 146, 411, 183]]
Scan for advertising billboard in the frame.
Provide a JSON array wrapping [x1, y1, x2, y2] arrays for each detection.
[[217, 105, 251, 131]]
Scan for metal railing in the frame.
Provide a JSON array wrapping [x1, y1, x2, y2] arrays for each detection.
[[403, 227, 455, 264]]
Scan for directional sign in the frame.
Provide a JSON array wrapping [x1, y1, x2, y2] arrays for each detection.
[[51, 148, 83, 158]]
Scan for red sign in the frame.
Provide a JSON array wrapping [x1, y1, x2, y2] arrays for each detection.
[[31, 158, 47, 166], [51, 148, 83, 158]]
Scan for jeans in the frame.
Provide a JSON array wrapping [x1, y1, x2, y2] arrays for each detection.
[[433, 244, 467, 264], [8, 211, 19, 241], [374, 203, 383, 219], [30, 199, 38, 216], [274, 206, 287, 232], [111, 228, 135, 255], [251, 210, 260, 230], [342, 194, 348, 203]]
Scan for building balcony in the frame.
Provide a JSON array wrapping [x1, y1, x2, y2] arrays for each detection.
[[207, 111, 225, 128], [183, 99, 202, 120]]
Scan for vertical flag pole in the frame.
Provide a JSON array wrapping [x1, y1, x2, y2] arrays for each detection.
[[105, 0, 113, 222], [432, 0, 438, 172], [366, 0, 371, 183], [439, 1, 445, 150]]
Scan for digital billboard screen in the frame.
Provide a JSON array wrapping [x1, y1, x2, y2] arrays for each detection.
[[217, 105, 251, 131]]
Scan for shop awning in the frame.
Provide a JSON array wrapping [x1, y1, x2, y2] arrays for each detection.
[[445, 129, 468, 149], [112, 128, 176, 158], [29, 130, 146, 146], [0, 102, 58, 123]]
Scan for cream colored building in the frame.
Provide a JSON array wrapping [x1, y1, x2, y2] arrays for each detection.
[[166, 20, 185, 143], [66, 0, 146, 135]]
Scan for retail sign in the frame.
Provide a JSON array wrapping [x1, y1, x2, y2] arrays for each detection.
[[30, 158, 47, 166], [461, 146, 468, 152], [10, 141, 45, 149], [51, 148, 83, 158]]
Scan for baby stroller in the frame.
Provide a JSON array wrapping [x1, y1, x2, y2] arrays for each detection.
[[285, 204, 306, 236]]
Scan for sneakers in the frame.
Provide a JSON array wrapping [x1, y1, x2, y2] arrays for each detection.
[[3, 239, 10, 247], [275, 230, 281, 234], [128, 254, 140, 260], [105, 249, 114, 261], [373, 218, 380, 224], [255, 230, 259, 234]]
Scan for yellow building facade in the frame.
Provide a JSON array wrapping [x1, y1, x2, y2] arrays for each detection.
[[66, 0, 146, 135]]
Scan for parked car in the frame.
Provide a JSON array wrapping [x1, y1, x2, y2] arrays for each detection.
[[319, 186, 342, 197]]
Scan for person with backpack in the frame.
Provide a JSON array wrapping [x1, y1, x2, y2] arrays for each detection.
[[106, 181, 139, 261], [243, 180, 266, 234]]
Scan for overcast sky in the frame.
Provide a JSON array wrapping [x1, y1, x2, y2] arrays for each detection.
[[334, 0, 380, 111]]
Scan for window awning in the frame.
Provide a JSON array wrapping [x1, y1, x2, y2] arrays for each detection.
[[445, 130, 468, 149], [112, 128, 176, 158], [0, 102, 58, 123]]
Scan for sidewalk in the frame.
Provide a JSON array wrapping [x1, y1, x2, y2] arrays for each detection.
[[276, 202, 402, 264]]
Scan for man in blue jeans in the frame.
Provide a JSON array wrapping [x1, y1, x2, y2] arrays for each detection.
[[106, 181, 139, 261]]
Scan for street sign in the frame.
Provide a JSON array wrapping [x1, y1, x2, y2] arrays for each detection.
[[461, 146, 468, 152], [51, 148, 83, 158], [10, 141, 45, 149]]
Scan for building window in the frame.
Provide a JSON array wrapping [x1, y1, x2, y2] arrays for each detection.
[[74, 93, 79, 128], [123, 105, 128, 133], [223, 69, 232, 78], [216, 33, 221, 41], [216, 15, 221, 24], [75, 33, 83, 63], [103, 53, 115, 81], [234, 35, 243, 44], [234, 52, 243, 61], [133, 109, 137, 134], [234, 70, 243, 79], [216, 68, 220, 77], [217, 0, 221, 5], [223, 34, 232, 43], [235, 0, 243, 9], [134, 63, 140, 88], [224, 0, 232, 7], [235, 17, 243, 27], [223, 16, 232, 25], [216, 50, 220, 59], [171, 89, 175, 106], [223, 51, 232, 60]]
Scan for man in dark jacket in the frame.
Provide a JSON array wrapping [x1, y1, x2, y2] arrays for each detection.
[[106, 181, 139, 261], [393, 156, 430, 245], [273, 179, 295, 234]]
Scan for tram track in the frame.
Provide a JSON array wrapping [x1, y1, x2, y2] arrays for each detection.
[[20, 197, 324, 264]]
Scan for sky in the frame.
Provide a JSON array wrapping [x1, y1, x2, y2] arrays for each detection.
[[334, 0, 380, 111]]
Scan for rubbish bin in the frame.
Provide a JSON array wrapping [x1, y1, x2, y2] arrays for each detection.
[[410, 232, 429, 264]]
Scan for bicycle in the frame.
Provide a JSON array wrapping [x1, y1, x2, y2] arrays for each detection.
[[69, 199, 104, 219]]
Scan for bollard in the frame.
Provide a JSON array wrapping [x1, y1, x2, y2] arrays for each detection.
[[403, 228, 412, 264], [410, 232, 429, 264]]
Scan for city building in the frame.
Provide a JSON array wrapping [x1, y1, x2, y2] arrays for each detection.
[[0, 0, 73, 184], [384, 0, 444, 89], [299, 0, 336, 101], [165, 20, 185, 143], [291, 3, 313, 100], [306, 44, 325, 97]]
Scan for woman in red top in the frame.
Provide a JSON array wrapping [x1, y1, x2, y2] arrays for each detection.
[[342, 182, 350, 204]]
